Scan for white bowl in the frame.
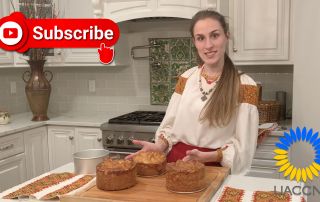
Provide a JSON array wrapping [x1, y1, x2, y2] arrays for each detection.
[[0, 112, 10, 125]]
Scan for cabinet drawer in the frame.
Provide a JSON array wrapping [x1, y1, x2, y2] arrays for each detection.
[[261, 136, 280, 145], [252, 159, 277, 168], [247, 166, 280, 179], [0, 133, 24, 160], [256, 144, 276, 152], [254, 150, 275, 160]]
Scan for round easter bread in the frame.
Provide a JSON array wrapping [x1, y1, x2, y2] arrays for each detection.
[[133, 151, 166, 177], [166, 160, 206, 193], [96, 158, 137, 191]]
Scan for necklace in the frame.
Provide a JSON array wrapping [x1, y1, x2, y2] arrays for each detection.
[[199, 67, 220, 101], [201, 70, 220, 82]]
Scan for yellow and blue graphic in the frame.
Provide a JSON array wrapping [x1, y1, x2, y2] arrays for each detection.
[[274, 127, 320, 182]]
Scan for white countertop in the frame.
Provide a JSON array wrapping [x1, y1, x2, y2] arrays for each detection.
[[0, 112, 117, 137], [0, 162, 306, 202], [211, 175, 306, 201]]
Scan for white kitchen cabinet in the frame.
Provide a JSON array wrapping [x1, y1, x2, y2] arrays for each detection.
[[228, 0, 291, 64], [0, 1, 13, 67], [24, 127, 49, 180], [0, 153, 26, 192], [48, 126, 75, 170], [75, 127, 103, 152], [48, 126, 103, 170], [247, 134, 281, 179], [93, 0, 220, 21], [61, 0, 130, 66], [0, 131, 26, 192]]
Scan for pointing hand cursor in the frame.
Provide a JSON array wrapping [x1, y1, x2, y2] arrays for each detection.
[[98, 43, 114, 65]]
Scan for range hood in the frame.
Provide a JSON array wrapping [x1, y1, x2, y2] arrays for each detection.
[[91, 0, 222, 22]]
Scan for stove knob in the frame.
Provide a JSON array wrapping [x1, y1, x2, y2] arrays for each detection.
[[117, 136, 124, 144], [106, 135, 114, 144], [127, 136, 134, 145], [149, 137, 155, 143]]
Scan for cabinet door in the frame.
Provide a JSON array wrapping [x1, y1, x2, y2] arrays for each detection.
[[75, 127, 103, 152], [24, 127, 49, 180], [62, 0, 130, 66], [101, 0, 219, 22], [246, 166, 280, 179], [48, 126, 75, 170], [0, 1, 13, 67], [0, 153, 26, 192], [229, 0, 290, 64]]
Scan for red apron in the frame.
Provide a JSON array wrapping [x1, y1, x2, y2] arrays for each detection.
[[166, 142, 221, 166]]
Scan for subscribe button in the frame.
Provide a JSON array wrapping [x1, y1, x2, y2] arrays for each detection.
[[0, 12, 119, 54]]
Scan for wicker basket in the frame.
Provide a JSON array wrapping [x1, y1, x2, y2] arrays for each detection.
[[258, 100, 280, 123]]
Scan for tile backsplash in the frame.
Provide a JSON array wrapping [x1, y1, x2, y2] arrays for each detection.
[[0, 65, 293, 117], [149, 37, 197, 105], [0, 68, 29, 114]]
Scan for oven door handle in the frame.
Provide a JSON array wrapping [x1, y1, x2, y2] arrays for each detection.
[[108, 150, 136, 155]]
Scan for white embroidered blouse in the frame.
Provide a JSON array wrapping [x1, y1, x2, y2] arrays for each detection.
[[155, 66, 259, 175]]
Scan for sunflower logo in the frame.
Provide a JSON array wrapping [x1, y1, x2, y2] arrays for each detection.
[[274, 127, 320, 182]]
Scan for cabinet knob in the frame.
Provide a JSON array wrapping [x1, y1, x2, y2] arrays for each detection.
[[117, 136, 124, 144], [233, 48, 238, 53], [127, 136, 134, 145], [69, 136, 74, 140], [106, 135, 114, 144], [97, 137, 102, 142]]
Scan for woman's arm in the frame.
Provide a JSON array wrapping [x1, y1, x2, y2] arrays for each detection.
[[220, 81, 259, 174], [220, 103, 259, 174]]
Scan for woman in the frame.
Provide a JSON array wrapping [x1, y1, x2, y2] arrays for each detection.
[[127, 10, 259, 175]]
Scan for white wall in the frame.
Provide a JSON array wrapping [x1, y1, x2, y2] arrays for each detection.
[[0, 69, 29, 114], [292, 0, 320, 201]]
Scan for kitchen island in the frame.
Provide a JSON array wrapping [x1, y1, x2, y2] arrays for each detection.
[[0, 162, 306, 202]]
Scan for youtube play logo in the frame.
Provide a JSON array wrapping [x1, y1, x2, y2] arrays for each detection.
[[3, 28, 18, 38], [0, 21, 23, 46]]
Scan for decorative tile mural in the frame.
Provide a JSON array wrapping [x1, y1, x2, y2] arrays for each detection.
[[149, 37, 198, 105]]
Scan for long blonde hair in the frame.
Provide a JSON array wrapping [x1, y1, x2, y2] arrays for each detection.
[[190, 10, 241, 127]]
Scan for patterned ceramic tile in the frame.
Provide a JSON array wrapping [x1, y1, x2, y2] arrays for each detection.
[[151, 83, 170, 105], [150, 37, 198, 105], [170, 38, 191, 61], [171, 62, 190, 79], [150, 61, 170, 82], [191, 43, 199, 67], [149, 39, 170, 62]]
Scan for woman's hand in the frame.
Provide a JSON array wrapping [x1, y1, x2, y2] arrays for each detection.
[[125, 140, 167, 159], [182, 149, 217, 163]]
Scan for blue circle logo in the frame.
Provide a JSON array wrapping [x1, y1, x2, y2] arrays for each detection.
[[274, 127, 320, 182]]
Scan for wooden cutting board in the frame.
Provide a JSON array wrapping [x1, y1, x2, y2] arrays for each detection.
[[61, 166, 230, 202]]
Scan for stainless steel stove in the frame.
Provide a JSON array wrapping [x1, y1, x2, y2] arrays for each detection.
[[100, 111, 165, 157]]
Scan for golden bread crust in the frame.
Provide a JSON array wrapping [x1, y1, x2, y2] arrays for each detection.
[[96, 159, 137, 191], [133, 151, 166, 176], [166, 160, 206, 192]]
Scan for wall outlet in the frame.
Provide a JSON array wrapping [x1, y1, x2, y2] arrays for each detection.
[[10, 81, 16, 94], [88, 80, 96, 93]]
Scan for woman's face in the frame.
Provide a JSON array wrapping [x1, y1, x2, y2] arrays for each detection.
[[193, 18, 228, 68]]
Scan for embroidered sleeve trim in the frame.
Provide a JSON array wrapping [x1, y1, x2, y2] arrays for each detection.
[[239, 84, 258, 106], [174, 76, 188, 95]]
